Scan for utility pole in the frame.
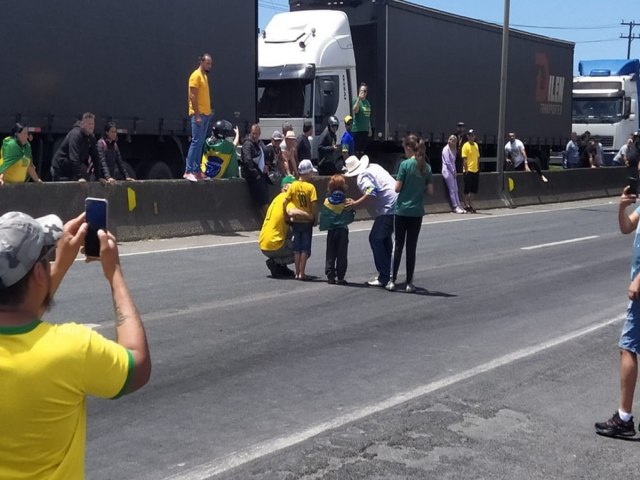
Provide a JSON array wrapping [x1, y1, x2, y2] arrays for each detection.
[[620, 20, 640, 59]]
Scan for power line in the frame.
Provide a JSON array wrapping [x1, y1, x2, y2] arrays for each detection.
[[620, 20, 640, 59], [511, 23, 619, 30]]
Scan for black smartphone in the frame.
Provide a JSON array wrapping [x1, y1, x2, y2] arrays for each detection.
[[85, 197, 108, 257], [628, 177, 639, 196]]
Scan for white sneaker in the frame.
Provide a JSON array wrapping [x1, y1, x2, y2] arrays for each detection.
[[405, 283, 416, 293], [184, 173, 198, 182], [385, 281, 396, 292], [367, 279, 385, 287], [454, 207, 466, 214]]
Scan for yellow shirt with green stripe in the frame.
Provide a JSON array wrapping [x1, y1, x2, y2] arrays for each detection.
[[0, 321, 133, 479]]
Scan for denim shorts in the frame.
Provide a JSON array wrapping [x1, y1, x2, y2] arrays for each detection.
[[291, 222, 313, 255], [619, 300, 640, 354]]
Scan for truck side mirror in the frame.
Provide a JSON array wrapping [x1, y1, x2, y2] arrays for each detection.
[[624, 97, 632, 117]]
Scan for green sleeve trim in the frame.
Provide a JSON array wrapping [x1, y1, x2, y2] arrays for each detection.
[[112, 348, 135, 399]]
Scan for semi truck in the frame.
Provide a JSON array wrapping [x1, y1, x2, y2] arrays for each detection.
[[572, 59, 640, 164], [259, 0, 573, 172], [1, 0, 257, 180]]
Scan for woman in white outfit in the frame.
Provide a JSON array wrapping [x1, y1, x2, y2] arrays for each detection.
[[441, 135, 465, 214]]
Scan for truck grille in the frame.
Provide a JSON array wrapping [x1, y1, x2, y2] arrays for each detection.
[[598, 135, 614, 148]]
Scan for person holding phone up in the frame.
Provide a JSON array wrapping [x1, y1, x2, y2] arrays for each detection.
[[0, 211, 151, 478], [595, 137, 640, 438]]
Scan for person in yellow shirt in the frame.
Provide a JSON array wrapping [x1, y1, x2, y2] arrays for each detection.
[[283, 160, 318, 280], [259, 175, 313, 277], [0, 211, 151, 479], [0, 123, 43, 185], [185, 53, 213, 182], [461, 129, 481, 213]]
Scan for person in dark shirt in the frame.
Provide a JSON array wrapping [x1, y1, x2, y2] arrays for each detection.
[[296, 121, 313, 163], [50, 112, 100, 182], [95, 122, 134, 182]]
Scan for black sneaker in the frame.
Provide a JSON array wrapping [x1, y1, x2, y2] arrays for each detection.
[[278, 264, 296, 277], [266, 259, 282, 278], [337, 279, 348, 285], [327, 277, 336, 285], [595, 412, 636, 437]]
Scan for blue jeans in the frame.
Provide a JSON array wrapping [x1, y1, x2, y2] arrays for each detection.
[[369, 214, 394, 284], [185, 114, 211, 174], [619, 300, 640, 354]]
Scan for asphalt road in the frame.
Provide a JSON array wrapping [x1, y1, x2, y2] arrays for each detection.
[[43, 198, 640, 479]]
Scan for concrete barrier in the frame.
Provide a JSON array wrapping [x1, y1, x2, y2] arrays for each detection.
[[0, 167, 628, 241]]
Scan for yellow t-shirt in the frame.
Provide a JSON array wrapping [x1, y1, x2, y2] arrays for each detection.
[[0, 321, 133, 480], [188, 68, 211, 116], [285, 179, 318, 219], [259, 192, 290, 251], [461, 141, 480, 173], [0, 157, 31, 183]]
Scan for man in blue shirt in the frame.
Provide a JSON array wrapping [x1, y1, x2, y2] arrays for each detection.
[[564, 132, 580, 169], [341, 115, 355, 160]]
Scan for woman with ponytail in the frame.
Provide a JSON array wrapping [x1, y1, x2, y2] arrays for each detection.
[[387, 134, 433, 293]]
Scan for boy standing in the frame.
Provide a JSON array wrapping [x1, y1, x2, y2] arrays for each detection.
[[461, 129, 480, 213], [283, 159, 318, 280], [319, 174, 355, 284]]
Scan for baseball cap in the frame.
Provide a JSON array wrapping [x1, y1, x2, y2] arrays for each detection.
[[457, 121, 465, 127], [344, 115, 353, 125], [281, 175, 295, 187], [0, 212, 63, 289], [271, 130, 284, 140], [298, 159, 317, 175], [468, 129, 475, 135]]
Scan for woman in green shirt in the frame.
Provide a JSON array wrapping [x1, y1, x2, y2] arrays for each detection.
[[0, 123, 42, 185], [387, 134, 433, 293]]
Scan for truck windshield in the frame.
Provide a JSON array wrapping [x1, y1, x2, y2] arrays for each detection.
[[572, 97, 623, 123], [258, 79, 313, 118]]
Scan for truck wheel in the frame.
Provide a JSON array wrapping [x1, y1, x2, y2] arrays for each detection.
[[116, 161, 137, 180], [143, 161, 173, 180]]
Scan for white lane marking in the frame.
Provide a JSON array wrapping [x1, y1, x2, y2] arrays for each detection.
[[521, 235, 600, 251], [164, 314, 623, 479], [109, 200, 614, 258]]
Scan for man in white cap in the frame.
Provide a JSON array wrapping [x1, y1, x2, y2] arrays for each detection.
[[0, 211, 150, 479], [344, 155, 398, 287]]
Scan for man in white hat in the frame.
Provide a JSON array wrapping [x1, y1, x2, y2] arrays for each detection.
[[0, 211, 150, 479], [344, 155, 398, 287]]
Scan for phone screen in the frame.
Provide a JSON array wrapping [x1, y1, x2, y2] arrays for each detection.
[[85, 198, 108, 257], [628, 177, 639, 196]]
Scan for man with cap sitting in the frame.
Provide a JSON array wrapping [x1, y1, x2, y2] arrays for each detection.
[[0, 211, 150, 479], [344, 155, 398, 287], [259, 175, 314, 278]]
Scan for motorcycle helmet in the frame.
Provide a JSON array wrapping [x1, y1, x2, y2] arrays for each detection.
[[328, 116, 339, 128], [212, 119, 233, 139]]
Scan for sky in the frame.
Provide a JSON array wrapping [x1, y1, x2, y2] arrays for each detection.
[[257, 0, 640, 73]]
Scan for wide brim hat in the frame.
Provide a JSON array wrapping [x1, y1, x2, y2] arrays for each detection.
[[343, 155, 369, 177]]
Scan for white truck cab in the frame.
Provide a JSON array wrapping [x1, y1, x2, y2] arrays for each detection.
[[572, 59, 639, 164], [258, 10, 357, 156]]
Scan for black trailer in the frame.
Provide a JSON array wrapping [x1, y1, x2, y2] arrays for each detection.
[[290, 0, 573, 172], [1, 0, 257, 179]]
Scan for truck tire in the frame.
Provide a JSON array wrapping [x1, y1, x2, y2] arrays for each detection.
[[143, 161, 173, 180], [116, 161, 136, 180]]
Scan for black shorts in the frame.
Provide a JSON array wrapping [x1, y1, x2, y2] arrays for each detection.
[[464, 172, 479, 194]]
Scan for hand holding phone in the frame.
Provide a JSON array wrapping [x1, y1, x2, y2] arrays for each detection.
[[84, 198, 108, 257]]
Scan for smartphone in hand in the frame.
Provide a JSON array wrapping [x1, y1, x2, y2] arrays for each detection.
[[628, 177, 639, 197], [85, 198, 108, 257]]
